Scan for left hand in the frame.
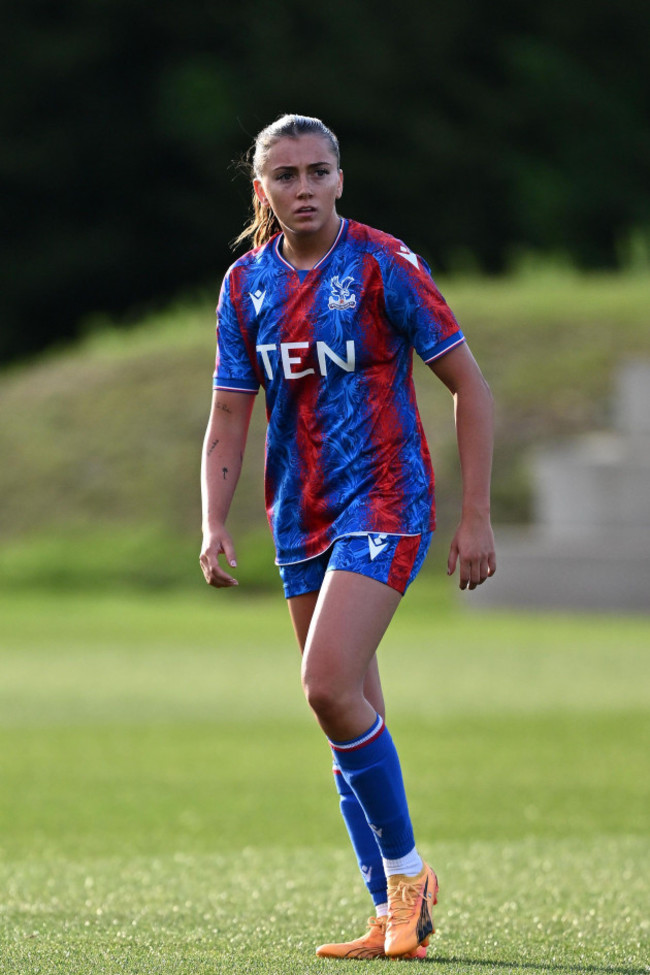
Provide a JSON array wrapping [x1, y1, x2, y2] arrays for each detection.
[[447, 510, 496, 590]]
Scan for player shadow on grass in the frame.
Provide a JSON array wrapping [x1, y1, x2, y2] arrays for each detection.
[[430, 956, 646, 974]]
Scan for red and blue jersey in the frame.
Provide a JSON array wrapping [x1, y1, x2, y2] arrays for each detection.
[[213, 218, 465, 565]]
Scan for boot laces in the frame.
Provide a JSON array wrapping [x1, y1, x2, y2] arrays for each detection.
[[388, 879, 421, 926]]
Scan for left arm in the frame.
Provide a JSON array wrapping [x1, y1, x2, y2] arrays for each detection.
[[429, 343, 496, 590]]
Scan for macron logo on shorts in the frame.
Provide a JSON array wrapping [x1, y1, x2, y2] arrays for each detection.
[[368, 534, 389, 561]]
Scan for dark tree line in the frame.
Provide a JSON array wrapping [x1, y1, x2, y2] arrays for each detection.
[[2, 0, 649, 363]]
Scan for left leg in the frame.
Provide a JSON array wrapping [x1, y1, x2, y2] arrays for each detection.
[[299, 531, 431, 741], [282, 533, 437, 957]]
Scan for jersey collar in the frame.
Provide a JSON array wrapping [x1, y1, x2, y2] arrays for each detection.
[[273, 218, 346, 273]]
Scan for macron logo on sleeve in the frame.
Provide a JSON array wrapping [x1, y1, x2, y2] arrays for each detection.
[[250, 289, 266, 315], [396, 245, 419, 270]]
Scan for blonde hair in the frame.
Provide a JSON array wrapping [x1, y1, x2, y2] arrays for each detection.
[[232, 114, 341, 251]]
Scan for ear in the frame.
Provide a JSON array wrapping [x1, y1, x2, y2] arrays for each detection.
[[335, 169, 344, 200], [253, 178, 269, 207]]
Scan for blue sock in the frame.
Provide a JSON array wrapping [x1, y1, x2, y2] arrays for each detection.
[[333, 762, 387, 908], [329, 715, 416, 861]]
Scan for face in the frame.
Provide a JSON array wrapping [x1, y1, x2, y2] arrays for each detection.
[[253, 134, 343, 240]]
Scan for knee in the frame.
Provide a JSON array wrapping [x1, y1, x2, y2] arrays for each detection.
[[301, 673, 339, 722], [301, 667, 351, 725]]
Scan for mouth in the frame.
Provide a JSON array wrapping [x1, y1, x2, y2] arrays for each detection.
[[295, 206, 317, 215]]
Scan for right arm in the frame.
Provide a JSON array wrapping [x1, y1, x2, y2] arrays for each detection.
[[199, 389, 256, 588]]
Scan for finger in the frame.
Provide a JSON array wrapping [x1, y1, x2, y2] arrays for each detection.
[[221, 535, 238, 569], [210, 558, 238, 587], [471, 559, 482, 588], [213, 575, 238, 588], [447, 542, 459, 577], [210, 568, 239, 588], [199, 554, 211, 583], [459, 558, 471, 590], [471, 555, 495, 588], [468, 552, 496, 589], [462, 557, 484, 590], [199, 555, 238, 588], [471, 556, 488, 587]]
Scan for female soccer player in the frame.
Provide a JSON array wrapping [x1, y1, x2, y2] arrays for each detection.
[[200, 114, 496, 960]]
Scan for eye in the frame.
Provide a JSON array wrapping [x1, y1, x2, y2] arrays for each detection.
[[276, 172, 294, 182], [315, 168, 330, 177]]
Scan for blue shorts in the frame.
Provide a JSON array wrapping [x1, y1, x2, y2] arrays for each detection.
[[278, 532, 433, 600]]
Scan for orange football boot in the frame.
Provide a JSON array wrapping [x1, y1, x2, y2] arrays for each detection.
[[385, 862, 439, 958], [316, 914, 427, 960]]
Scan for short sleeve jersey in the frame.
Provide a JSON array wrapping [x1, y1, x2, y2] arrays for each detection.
[[213, 218, 465, 565]]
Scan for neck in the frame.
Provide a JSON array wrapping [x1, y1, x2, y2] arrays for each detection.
[[281, 214, 342, 270]]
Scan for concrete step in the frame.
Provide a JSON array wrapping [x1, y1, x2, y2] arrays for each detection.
[[467, 528, 650, 613]]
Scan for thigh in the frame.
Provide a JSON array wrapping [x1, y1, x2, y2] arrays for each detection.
[[288, 590, 319, 651], [288, 588, 387, 717], [302, 569, 401, 698]]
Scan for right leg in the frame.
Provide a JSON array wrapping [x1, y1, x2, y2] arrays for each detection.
[[288, 591, 389, 912]]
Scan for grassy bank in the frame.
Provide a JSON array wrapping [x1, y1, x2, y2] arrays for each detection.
[[1, 268, 650, 591]]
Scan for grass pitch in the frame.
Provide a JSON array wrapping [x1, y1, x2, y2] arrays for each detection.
[[0, 589, 648, 973]]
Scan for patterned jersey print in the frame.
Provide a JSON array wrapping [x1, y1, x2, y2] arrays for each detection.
[[213, 219, 465, 564]]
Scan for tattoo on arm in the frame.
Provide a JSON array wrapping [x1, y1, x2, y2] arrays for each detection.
[[222, 467, 228, 480], [215, 401, 232, 414], [207, 439, 219, 456]]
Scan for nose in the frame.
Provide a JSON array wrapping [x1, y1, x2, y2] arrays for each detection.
[[296, 173, 312, 197]]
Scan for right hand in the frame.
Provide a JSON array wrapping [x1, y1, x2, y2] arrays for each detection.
[[199, 527, 239, 588]]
